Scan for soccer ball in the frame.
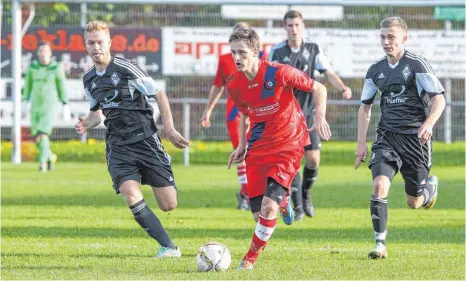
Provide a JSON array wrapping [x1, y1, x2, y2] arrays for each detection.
[[196, 242, 231, 272]]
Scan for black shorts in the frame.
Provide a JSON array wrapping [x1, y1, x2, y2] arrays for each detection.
[[304, 107, 321, 151], [106, 134, 176, 193], [369, 128, 432, 197]]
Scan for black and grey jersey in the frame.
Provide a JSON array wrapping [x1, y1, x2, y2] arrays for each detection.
[[83, 56, 161, 144], [268, 38, 332, 114], [361, 50, 444, 134]]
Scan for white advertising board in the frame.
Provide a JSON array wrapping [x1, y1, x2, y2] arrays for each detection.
[[162, 27, 465, 78]]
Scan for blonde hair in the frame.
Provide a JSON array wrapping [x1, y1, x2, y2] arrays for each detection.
[[380, 17, 408, 32], [84, 20, 110, 37]]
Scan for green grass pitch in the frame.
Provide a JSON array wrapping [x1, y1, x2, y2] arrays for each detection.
[[2, 162, 464, 280]]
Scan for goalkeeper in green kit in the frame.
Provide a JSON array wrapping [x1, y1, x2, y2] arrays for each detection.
[[22, 41, 69, 172]]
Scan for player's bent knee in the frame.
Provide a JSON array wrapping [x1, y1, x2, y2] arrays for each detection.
[[407, 202, 417, 209], [153, 185, 178, 211], [406, 196, 423, 209], [157, 195, 177, 212], [406, 200, 420, 209], [264, 178, 287, 208], [159, 202, 177, 212]]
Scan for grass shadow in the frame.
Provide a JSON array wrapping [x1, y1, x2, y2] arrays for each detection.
[[2, 183, 464, 209], [2, 225, 464, 244]]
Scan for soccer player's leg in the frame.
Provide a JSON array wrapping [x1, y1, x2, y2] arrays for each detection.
[[136, 134, 181, 258], [238, 179, 287, 270], [44, 128, 57, 172], [423, 175, 438, 209], [108, 140, 179, 258], [268, 149, 303, 225], [38, 111, 56, 171], [35, 133, 51, 173], [30, 112, 42, 171], [227, 107, 249, 210], [237, 159, 269, 270], [32, 111, 53, 172], [282, 149, 306, 225], [302, 146, 319, 217], [151, 185, 181, 258], [47, 152, 57, 171], [367, 143, 400, 259], [290, 173, 304, 220], [301, 114, 321, 218], [401, 138, 437, 210]]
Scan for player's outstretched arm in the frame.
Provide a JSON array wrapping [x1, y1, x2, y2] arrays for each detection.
[[201, 85, 224, 128], [355, 104, 371, 169], [75, 110, 102, 136], [311, 81, 332, 141], [154, 90, 189, 149], [324, 70, 352, 100], [228, 113, 247, 169], [418, 94, 446, 144]]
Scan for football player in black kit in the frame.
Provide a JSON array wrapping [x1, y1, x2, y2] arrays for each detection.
[[355, 17, 445, 259], [269, 10, 352, 220], [75, 21, 189, 258]]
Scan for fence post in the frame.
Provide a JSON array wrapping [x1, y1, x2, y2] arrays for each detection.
[[183, 103, 191, 166], [444, 20, 452, 144], [80, 3, 88, 27], [444, 79, 452, 144], [11, 0, 22, 164]]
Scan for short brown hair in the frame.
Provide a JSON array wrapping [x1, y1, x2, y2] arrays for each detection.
[[284, 10, 303, 22], [233, 22, 250, 31], [229, 28, 260, 53], [380, 17, 408, 32], [84, 20, 110, 37]]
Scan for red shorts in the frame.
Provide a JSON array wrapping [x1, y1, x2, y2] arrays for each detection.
[[226, 99, 240, 148], [245, 148, 304, 198]]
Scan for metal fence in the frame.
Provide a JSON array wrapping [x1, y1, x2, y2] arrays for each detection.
[[1, 1, 465, 143]]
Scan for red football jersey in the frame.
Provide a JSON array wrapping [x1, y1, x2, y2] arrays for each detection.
[[213, 52, 269, 125], [226, 61, 314, 155]]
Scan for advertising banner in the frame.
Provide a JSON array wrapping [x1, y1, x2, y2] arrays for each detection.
[[162, 27, 465, 78], [1, 27, 162, 77]]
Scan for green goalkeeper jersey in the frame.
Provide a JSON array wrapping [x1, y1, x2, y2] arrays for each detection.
[[23, 60, 68, 135]]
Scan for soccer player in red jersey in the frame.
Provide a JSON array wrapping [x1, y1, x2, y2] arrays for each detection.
[[201, 22, 268, 211], [226, 28, 331, 270]]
